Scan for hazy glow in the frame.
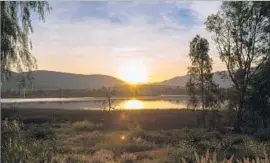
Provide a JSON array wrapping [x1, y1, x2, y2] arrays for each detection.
[[124, 99, 144, 109], [120, 135, 126, 140], [29, 2, 225, 82], [119, 60, 148, 84]]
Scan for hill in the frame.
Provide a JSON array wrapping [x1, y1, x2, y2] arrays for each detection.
[[160, 71, 232, 88], [1, 70, 126, 91], [2, 70, 233, 92]]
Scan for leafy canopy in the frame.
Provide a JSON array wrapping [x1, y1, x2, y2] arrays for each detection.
[[1, 1, 51, 82]]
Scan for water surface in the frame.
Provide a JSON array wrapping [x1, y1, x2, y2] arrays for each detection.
[[1, 96, 188, 110]]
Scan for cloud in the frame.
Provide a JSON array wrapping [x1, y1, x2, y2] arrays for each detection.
[[30, 1, 224, 81], [189, 1, 221, 22]]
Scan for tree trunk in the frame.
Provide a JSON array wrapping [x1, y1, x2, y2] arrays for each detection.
[[108, 95, 111, 111], [235, 97, 244, 132], [263, 115, 268, 128], [200, 61, 206, 128]]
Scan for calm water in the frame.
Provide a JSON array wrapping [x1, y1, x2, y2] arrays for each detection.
[[1, 96, 188, 110]]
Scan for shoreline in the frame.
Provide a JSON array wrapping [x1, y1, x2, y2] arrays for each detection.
[[2, 108, 235, 130], [1, 95, 188, 103]]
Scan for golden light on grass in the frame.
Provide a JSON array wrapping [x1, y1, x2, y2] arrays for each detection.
[[120, 135, 126, 140], [118, 60, 148, 84], [124, 99, 144, 109], [120, 112, 127, 120]]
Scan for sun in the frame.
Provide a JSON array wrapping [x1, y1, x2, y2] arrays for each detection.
[[124, 99, 144, 109], [119, 60, 148, 84]]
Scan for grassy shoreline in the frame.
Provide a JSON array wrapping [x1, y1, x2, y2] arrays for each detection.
[[2, 108, 270, 163], [2, 108, 235, 130]]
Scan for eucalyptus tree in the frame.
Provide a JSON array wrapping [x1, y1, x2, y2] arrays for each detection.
[[186, 35, 220, 128], [205, 1, 270, 131]]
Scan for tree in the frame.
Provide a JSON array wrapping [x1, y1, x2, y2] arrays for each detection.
[[1, 1, 51, 82], [186, 35, 220, 128], [18, 78, 25, 97], [102, 86, 117, 111], [186, 77, 199, 126], [205, 2, 270, 131], [245, 58, 270, 131]]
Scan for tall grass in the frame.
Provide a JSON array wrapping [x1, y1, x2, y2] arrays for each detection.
[[72, 120, 96, 131], [1, 119, 56, 163], [181, 150, 270, 163]]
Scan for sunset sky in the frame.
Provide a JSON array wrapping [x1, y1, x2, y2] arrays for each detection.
[[31, 1, 225, 83]]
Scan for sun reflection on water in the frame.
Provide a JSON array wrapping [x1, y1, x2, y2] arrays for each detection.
[[124, 99, 144, 109]]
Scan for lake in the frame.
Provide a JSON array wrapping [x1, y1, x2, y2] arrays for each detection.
[[1, 95, 188, 110]]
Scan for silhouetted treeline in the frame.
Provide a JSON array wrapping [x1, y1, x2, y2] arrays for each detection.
[[1, 85, 188, 98]]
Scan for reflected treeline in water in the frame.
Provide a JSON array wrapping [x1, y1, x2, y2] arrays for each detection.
[[91, 99, 187, 110], [2, 85, 188, 98], [1, 97, 188, 110], [167, 99, 186, 104]]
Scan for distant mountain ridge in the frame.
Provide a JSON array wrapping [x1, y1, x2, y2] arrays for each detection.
[[1, 70, 126, 91], [1, 70, 233, 91], [160, 71, 232, 88]]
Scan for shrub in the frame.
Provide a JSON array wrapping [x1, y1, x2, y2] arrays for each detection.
[[137, 158, 158, 163], [96, 123, 104, 130], [138, 132, 179, 145], [254, 128, 270, 141], [28, 126, 55, 140], [167, 140, 197, 163], [180, 150, 270, 163], [186, 128, 208, 143], [61, 155, 81, 163], [128, 123, 144, 137], [244, 138, 270, 157], [90, 149, 117, 163], [181, 150, 233, 163], [120, 152, 137, 163], [120, 139, 156, 153], [1, 119, 56, 163], [72, 120, 96, 131]]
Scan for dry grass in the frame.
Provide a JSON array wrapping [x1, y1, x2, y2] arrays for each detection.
[[181, 150, 270, 163], [2, 108, 270, 163], [72, 120, 96, 131], [1, 108, 235, 130]]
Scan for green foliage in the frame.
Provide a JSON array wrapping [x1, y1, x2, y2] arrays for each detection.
[[180, 150, 232, 163], [120, 139, 156, 153], [254, 128, 270, 141], [1, 1, 51, 82], [174, 150, 270, 163], [205, 1, 270, 131], [186, 35, 221, 128], [72, 120, 97, 131], [120, 152, 137, 163], [244, 138, 270, 158], [244, 58, 270, 131], [28, 125, 55, 140], [90, 149, 117, 163], [128, 122, 144, 137], [1, 119, 56, 163], [2, 109, 270, 162]]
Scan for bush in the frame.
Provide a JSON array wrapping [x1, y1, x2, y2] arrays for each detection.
[[1, 119, 56, 163], [180, 150, 270, 163], [173, 140, 197, 161], [255, 128, 270, 141], [120, 152, 137, 163], [28, 126, 55, 140], [244, 138, 270, 157], [185, 128, 208, 143], [138, 132, 179, 145], [120, 139, 156, 153], [90, 149, 117, 163], [61, 155, 81, 163], [72, 120, 96, 131]]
